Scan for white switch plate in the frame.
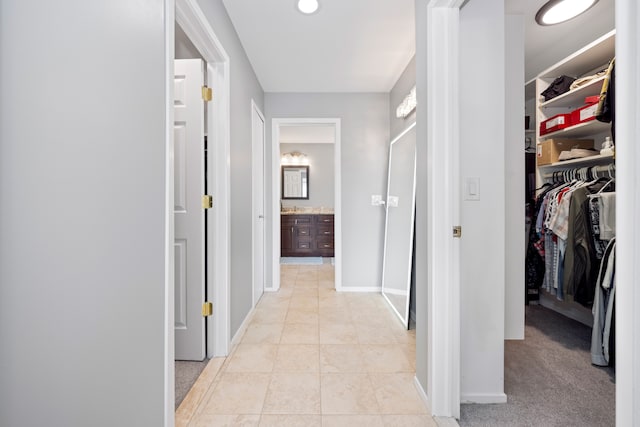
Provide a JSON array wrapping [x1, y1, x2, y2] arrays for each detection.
[[388, 196, 399, 207], [371, 195, 383, 206], [464, 177, 480, 201]]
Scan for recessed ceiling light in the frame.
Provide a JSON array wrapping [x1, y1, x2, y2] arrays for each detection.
[[535, 0, 599, 26], [297, 0, 319, 15]]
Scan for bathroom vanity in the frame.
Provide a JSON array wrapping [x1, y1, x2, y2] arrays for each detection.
[[281, 212, 334, 257]]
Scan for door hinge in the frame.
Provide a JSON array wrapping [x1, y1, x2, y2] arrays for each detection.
[[202, 195, 213, 209], [202, 302, 213, 317], [453, 226, 462, 238], [201, 86, 213, 102]]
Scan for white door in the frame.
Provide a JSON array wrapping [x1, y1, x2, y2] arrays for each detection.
[[174, 58, 206, 361], [252, 102, 266, 306]]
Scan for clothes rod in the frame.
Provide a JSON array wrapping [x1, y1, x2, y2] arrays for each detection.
[[542, 163, 615, 181]]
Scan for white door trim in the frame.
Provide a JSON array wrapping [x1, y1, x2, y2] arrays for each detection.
[[270, 118, 342, 291], [251, 99, 266, 308], [163, 2, 176, 425], [420, 0, 465, 419], [175, 0, 231, 358], [615, 0, 639, 425]]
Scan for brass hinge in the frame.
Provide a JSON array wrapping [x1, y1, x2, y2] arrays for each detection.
[[202, 302, 213, 317], [201, 86, 213, 102], [202, 195, 213, 209], [453, 226, 462, 238]]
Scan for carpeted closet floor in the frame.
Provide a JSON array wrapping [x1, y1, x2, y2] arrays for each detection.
[[176, 360, 208, 409], [460, 305, 615, 426]]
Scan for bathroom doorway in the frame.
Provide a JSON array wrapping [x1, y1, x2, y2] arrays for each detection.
[[270, 118, 342, 291]]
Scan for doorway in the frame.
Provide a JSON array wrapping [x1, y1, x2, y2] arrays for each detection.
[[270, 118, 342, 291]]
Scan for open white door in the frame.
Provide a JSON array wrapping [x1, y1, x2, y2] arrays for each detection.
[[174, 58, 206, 361], [252, 101, 266, 306]]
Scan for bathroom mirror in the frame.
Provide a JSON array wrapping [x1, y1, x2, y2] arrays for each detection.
[[282, 165, 309, 199], [381, 122, 416, 328]]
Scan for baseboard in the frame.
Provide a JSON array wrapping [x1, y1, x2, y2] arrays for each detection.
[[229, 305, 256, 352], [338, 286, 382, 293], [460, 393, 507, 404], [413, 375, 430, 410]]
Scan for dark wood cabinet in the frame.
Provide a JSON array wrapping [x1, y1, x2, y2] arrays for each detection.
[[281, 214, 334, 257]]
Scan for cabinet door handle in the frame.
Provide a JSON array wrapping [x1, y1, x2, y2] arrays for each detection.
[[291, 227, 294, 234]]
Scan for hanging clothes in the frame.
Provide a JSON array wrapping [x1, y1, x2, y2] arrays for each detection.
[[591, 238, 616, 367]]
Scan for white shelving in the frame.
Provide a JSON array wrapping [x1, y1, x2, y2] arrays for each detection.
[[539, 153, 614, 169], [532, 30, 616, 320], [539, 119, 611, 140]]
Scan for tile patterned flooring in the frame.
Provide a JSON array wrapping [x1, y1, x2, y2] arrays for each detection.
[[177, 263, 437, 426]]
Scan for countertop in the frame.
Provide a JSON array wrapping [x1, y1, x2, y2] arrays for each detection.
[[281, 208, 334, 215]]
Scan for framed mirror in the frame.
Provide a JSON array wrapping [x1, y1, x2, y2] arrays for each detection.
[[282, 165, 309, 199], [381, 122, 416, 328]]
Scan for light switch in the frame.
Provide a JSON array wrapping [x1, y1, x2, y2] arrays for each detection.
[[464, 177, 480, 201], [388, 196, 399, 207], [371, 195, 384, 206]]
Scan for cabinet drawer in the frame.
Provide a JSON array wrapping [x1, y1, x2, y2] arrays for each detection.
[[296, 239, 313, 250], [297, 226, 312, 237], [315, 238, 334, 250], [317, 226, 334, 237], [316, 215, 334, 225]]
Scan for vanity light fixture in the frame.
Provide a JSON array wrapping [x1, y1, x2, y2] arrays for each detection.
[[396, 86, 417, 119], [297, 0, 319, 15], [535, 0, 599, 26], [282, 151, 309, 165]]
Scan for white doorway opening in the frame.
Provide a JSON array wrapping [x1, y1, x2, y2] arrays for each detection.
[[270, 118, 342, 291]]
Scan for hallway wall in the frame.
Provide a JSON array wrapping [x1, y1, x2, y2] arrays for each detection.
[[196, 0, 265, 338], [265, 93, 390, 289], [0, 0, 168, 425]]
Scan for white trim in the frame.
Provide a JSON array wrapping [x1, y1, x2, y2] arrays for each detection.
[[251, 100, 266, 309], [163, 1, 175, 425], [460, 393, 508, 404], [425, 1, 461, 419], [270, 118, 342, 292], [414, 375, 431, 409], [338, 287, 382, 293], [616, 1, 640, 425], [176, 0, 231, 359], [229, 306, 256, 351]]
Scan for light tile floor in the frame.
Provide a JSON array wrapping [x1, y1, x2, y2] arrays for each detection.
[[178, 263, 437, 427]]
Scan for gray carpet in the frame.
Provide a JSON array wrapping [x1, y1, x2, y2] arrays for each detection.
[[460, 305, 615, 426], [175, 359, 208, 409]]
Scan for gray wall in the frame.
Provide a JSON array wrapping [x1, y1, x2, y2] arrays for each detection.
[[197, 0, 265, 337], [390, 55, 417, 138], [0, 0, 167, 425], [265, 93, 390, 288], [280, 143, 335, 209]]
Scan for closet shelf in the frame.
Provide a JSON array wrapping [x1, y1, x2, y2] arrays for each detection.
[[539, 75, 606, 110], [539, 153, 614, 169], [539, 120, 610, 140]]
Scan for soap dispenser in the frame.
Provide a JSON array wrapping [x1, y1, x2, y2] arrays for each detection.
[[600, 137, 614, 156]]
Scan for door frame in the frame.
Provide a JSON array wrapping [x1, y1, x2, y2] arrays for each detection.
[[251, 100, 266, 307], [415, 0, 464, 419], [174, 0, 231, 358], [270, 118, 342, 291]]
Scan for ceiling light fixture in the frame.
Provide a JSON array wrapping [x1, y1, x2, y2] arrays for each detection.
[[297, 0, 319, 15], [535, 0, 598, 26]]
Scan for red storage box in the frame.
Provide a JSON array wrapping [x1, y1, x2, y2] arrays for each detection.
[[585, 95, 600, 104], [571, 102, 599, 125], [540, 114, 572, 136]]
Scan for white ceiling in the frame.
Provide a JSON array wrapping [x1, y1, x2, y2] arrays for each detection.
[[222, 0, 415, 93], [506, 0, 615, 82], [221, 0, 614, 94]]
